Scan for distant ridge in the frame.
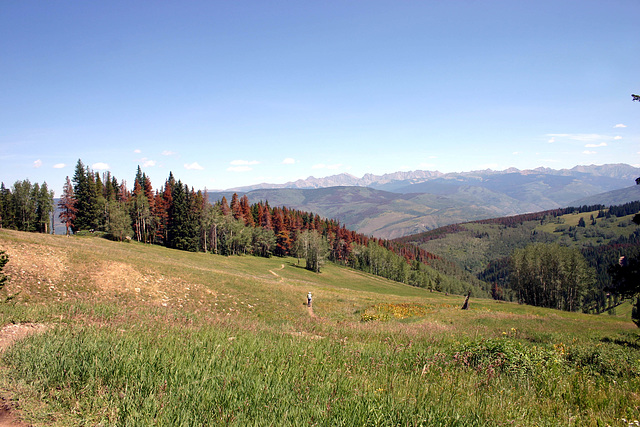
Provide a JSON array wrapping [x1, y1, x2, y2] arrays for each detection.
[[228, 164, 640, 193], [570, 185, 640, 207], [214, 164, 640, 239]]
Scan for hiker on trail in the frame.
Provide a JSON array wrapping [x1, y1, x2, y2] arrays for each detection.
[[307, 292, 312, 307]]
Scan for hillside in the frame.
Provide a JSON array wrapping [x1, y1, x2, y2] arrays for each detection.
[[207, 186, 506, 239], [211, 164, 640, 239], [0, 229, 639, 425], [396, 202, 640, 313], [570, 184, 640, 207]]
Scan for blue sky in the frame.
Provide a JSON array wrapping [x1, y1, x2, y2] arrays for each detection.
[[1, 1, 639, 196]]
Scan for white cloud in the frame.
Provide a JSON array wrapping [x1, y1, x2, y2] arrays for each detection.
[[282, 158, 295, 164], [582, 150, 596, 155], [512, 151, 520, 155], [227, 166, 252, 172], [230, 160, 259, 166], [614, 136, 622, 140], [162, 150, 177, 156], [614, 124, 627, 128], [53, 163, 66, 169], [33, 159, 42, 168], [142, 159, 156, 167], [184, 162, 203, 170], [548, 137, 555, 143], [92, 162, 110, 170], [585, 142, 607, 148], [547, 133, 607, 142], [134, 149, 142, 154]]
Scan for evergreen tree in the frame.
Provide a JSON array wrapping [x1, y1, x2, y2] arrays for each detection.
[[240, 195, 254, 226], [230, 193, 241, 220], [260, 202, 272, 229], [58, 176, 77, 236], [220, 196, 230, 216], [160, 172, 176, 243], [0, 183, 14, 229], [167, 182, 198, 251], [72, 160, 101, 232]]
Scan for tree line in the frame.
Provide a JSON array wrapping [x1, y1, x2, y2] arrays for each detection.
[[508, 243, 595, 312], [0, 180, 55, 233], [57, 160, 474, 294]]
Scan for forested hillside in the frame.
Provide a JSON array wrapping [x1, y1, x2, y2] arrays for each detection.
[[209, 165, 640, 239], [396, 200, 640, 315], [1, 160, 488, 298]]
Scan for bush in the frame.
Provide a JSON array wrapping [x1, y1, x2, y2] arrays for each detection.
[[452, 337, 562, 377]]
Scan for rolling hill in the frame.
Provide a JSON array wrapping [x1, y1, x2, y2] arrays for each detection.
[[207, 186, 511, 239], [0, 228, 638, 425], [209, 164, 640, 239]]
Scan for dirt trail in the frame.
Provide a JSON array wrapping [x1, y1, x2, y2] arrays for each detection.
[[0, 323, 48, 427], [268, 264, 286, 282], [267, 265, 316, 318], [307, 305, 317, 318]]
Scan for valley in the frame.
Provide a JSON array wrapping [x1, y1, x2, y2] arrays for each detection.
[[210, 164, 640, 239]]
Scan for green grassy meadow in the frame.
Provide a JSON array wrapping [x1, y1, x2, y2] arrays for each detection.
[[0, 229, 639, 426]]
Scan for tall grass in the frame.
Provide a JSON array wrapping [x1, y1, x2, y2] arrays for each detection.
[[4, 319, 640, 426], [1, 230, 639, 425]]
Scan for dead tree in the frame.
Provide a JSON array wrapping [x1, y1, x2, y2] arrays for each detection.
[[461, 291, 471, 310]]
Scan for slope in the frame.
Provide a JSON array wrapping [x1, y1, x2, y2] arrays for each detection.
[[0, 229, 638, 426], [208, 186, 514, 239]]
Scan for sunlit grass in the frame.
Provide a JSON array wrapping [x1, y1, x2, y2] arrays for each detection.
[[0, 229, 639, 426]]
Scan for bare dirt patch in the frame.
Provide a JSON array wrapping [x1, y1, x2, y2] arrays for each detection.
[[90, 261, 196, 307], [2, 241, 69, 298], [0, 323, 48, 354], [0, 400, 26, 427]]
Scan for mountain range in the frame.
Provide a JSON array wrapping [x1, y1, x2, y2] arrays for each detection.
[[210, 164, 640, 239]]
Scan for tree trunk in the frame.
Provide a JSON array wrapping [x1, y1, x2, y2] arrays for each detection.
[[461, 291, 471, 310]]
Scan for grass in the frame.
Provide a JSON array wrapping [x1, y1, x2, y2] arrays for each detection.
[[0, 229, 639, 426]]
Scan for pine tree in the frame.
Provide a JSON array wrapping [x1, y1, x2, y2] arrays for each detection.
[[240, 195, 254, 226], [59, 176, 77, 236], [72, 160, 101, 232], [260, 202, 272, 229], [0, 183, 14, 229], [161, 173, 176, 243], [230, 193, 242, 220], [167, 182, 198, 251], [220, 196, 230, 216]]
